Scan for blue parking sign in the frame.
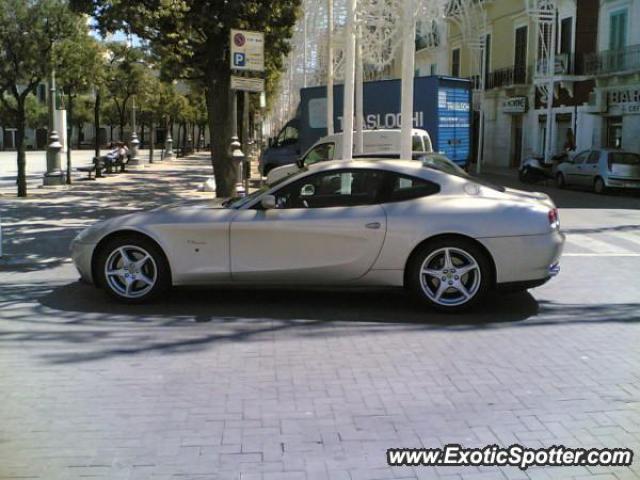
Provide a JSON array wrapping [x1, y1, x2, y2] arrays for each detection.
[[233, 53, 246, 67]]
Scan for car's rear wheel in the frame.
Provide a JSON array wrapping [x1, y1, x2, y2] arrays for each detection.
[[594, 176, 607, 194], [96, 236, 170, 303], [407, 238, 492, 312], [556, 172, 566, 189]]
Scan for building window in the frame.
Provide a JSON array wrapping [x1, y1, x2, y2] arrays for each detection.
[[609, 10, 627, 51], [484, 34, 491, 81], [607, 116, 623, 149], [514, 26, 528, 83], [560, 17, 573, 55], [430, 63, 437, 75], [451, 48, 461, 77]]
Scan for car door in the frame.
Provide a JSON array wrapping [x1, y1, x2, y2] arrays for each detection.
[[583, 150, 601, 186], [565, 150, 589, 186], [229, 169, 387, 284]]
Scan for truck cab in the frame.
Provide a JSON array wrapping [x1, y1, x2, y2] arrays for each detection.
[[259, 119, 302, 176]]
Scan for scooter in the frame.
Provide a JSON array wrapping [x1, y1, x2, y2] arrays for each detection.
[[518, 153, 566, 184]]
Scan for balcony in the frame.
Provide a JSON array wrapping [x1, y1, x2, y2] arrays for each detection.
[[485, 65, 529, 89], [584, 44, 640, 76]]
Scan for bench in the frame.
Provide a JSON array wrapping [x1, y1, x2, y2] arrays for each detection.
[[77, 157, 106, 180]]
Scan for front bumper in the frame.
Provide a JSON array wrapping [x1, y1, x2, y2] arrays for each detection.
[[70, 239, 96, 284]]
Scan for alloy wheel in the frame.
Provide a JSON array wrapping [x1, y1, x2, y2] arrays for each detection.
[[419, 247, 481, 307], [104, 245, 158, 299]]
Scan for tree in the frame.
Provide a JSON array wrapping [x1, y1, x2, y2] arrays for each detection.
[[103, 42, 149, 142], [72, 0, 301, 197], [0, 0, 80, 197], [57, 27, 104, 183]]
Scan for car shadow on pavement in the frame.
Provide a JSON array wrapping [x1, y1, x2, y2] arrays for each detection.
[[1, 281, 638, 365], [37, 281, 541, 326]]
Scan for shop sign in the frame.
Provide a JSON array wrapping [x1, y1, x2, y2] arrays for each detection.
[[607, 88, 640, 115], [502, 96, 528, 114]]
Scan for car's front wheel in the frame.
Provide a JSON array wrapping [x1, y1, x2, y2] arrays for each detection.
[[96, 236, 171, 303], [407, 238, 492, 312]]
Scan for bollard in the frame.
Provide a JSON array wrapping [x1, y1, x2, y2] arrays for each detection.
[[164, 133, 174, 160], [43, 130, 65, 186], [229, 136, 245, 196]]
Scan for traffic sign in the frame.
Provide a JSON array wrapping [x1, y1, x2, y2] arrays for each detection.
[[230, 29, 264, 72], [231, 76, 265, 93]]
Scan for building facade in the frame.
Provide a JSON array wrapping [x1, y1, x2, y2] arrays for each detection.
[[414, 0, 639, 168]]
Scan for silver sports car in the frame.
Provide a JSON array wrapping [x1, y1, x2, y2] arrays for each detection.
[[71, 160, 565, 312]]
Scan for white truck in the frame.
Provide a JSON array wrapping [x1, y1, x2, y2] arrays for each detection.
[[266, 128, 433, 185]]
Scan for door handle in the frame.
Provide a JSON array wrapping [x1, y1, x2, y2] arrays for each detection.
[[366, 222, 381, 229]]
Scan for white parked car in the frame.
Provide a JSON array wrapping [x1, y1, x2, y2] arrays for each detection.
[[266, 128, 433, 184], [71, 160, 564, 312]]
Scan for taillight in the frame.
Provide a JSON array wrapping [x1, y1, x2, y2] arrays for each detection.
[[548, 208, 559, 228]]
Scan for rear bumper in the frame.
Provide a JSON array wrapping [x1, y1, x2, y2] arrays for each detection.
[[605, 177, 640, 189], [479, 230, 565, 285]]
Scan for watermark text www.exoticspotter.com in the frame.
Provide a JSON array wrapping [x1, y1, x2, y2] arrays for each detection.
[[387, 444, 634, 470]]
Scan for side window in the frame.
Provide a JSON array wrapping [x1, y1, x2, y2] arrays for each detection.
[[277, 124, 299, 146], [572, 151, 589, 164], [423, 134, 433, 152], [273, 169, 387, 209], [587, 151, 600, 164], [303, 143, 335, 166], [412, 135, 425, 152], [385, 173, 440, 203]]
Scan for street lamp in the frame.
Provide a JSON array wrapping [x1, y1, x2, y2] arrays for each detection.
[[43, 62, 64, 186], [129, 95, 141, 166]]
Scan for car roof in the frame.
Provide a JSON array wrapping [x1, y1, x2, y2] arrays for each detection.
[[306, 158, 439, 178]]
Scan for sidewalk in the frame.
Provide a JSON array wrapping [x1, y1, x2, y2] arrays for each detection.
[[0, 153, 217, 270]]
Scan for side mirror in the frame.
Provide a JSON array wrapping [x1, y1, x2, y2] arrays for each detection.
[[268, 137, 275, 148], [296, 157, 305, 168], [261, 194, 276, 210]]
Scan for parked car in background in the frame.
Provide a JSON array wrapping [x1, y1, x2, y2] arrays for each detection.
[[71, 160, 564, 312], [265, 128, 433, 184], [555, 149, 640, 194]]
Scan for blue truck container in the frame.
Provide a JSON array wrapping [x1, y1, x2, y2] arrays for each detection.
[[260, 75, 472, 174]]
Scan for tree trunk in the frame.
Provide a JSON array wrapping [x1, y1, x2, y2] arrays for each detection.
[[94, 90, 101, 159], [181, 122, 186, 155], [149, 116, 154, 163], [195, 124, 200, 152], [110, 124, 113, 142], [140, 123, 145, 149], [207, 74, 235, 197], [16, 103, 27, 197], [66, 94, 74, 184]]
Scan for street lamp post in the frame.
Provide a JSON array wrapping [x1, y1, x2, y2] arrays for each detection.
[[43, 65, 64, 186], [129, 96, 141, 166]]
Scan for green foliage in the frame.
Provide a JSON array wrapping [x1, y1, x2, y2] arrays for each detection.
[[0, 0, 84, 196], [74, 0, 302, 196]]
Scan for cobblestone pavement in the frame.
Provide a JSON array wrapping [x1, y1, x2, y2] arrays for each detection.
[[0, 155, 639, 480]]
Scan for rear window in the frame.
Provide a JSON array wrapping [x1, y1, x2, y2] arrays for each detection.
[[386, 174, 440, 202], [610, 152, 640, 165]]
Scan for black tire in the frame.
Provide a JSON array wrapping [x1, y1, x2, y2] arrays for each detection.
[[556, 172, 566, 189], [519, 168, 534, 184], [95, 235, 171, 304], [594, 177, 607, 194], [406, 237, 492, 313]]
